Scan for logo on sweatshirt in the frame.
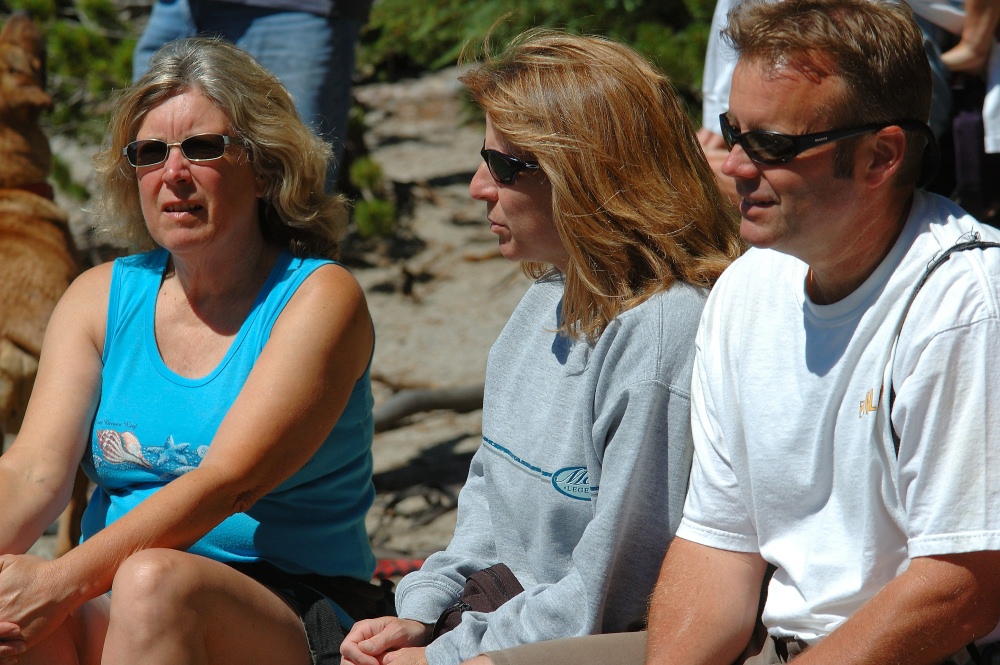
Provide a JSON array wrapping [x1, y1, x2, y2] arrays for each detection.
[[552, 466, 591, 501], [481, 437, 595, 501]]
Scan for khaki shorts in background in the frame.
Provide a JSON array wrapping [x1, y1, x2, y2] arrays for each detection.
[[487, 632, 646, 665]]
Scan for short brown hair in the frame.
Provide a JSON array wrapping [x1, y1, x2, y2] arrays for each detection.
[[462, 29, 743, 340], [723, 0, 932, 186]]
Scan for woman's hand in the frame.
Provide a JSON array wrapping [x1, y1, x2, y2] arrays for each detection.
[[382, 646, 428, 665], [340, 617, 432, 665], [0, 555, 73, 648], [0, 622, 25, 665]]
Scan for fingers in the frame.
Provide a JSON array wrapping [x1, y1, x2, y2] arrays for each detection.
[[0, 622, 24, 665], [0, 636, 26, 665], [341, 641, 381, 665], [341, 619, 391, 665], [341, 618, 430, 665]]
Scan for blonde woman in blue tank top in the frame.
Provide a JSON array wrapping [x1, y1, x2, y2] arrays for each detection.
[[0, 37, 384, 665]]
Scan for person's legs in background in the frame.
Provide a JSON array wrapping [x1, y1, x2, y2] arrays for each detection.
[[132, 0, 198, 80], [194, 2, 362, 191]]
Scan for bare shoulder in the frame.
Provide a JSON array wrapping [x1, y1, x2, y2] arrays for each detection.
[[282, 262, 369, 324], [271, 262, 373, 377], [61, 261, 114, 307], [298, 261, 365, 296], [47, 261, 114, 346]]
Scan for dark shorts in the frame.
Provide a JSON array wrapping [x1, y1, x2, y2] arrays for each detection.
[[228, 560, 395, 665]]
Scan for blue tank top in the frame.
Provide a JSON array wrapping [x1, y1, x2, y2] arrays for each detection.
[[81, 248, 376, 580]]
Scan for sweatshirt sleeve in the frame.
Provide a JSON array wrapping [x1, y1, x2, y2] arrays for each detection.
[[394, 447, 498, 623], [422, 378, 692, 665]]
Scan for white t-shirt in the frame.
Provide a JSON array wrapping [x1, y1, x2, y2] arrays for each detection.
[[677, 190, 1000, 642]]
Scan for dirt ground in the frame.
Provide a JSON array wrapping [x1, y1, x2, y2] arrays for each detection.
[[27, 66, 531, 566]]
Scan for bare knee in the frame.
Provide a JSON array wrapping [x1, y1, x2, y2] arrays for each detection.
[[109, 549, 201, 632]]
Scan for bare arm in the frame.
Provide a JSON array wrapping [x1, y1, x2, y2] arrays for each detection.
[[0, 263, 374, 643], [793, 552, 1000, 665], [940, 0, 1000, 75], [646, 537, 768, 665], [0, 264, 110, 554]]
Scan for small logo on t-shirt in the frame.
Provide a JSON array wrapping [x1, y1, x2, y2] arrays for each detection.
[[551, 466, 591, 501], [859, 387, 881, 418]]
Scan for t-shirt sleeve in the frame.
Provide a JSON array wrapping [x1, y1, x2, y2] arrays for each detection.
[[894, 317, 1000, 558], [676, 308, 760, 553]]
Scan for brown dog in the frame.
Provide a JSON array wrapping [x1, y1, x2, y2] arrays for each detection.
[[0, 13, 88, 558]]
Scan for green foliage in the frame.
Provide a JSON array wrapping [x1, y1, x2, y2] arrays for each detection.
[[349, 155, 385, 194], [3, 0, 138, 140], [51, 154, 90, 201], [353, 198, 397, 239], [358, 0, 716, 97], [348, 156, 399, 239]]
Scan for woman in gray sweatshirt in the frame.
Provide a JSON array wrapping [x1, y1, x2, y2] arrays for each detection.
[[341, 28, 744, 665]]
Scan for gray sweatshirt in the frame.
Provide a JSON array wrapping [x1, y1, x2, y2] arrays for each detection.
[[394, 274, 704, 665]]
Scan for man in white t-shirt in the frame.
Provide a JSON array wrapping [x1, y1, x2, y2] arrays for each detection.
[[645, 0, 1000, 663], [461, 2, 1000, 664]]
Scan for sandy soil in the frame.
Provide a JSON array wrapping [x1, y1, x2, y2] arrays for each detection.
[[28, 66, 531, 565]]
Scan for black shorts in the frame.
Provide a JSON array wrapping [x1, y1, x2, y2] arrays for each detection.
[[228, 560, 395, 665]]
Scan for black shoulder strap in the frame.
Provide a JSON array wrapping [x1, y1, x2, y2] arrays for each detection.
[[886, 234, 1000, 457]]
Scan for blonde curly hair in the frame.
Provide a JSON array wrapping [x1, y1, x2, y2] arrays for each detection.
[[91, 36, 347, 260]]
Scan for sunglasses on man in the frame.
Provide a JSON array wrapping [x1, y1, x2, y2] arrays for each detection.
[[123, 133, 239, 168], [480, 143, 542, 185], [719, 113, 929, 165]]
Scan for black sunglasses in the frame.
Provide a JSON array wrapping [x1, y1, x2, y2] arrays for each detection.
[[123, 133, 237, 168], [719, 113, 927, 165], [480, 144, 541, 184]]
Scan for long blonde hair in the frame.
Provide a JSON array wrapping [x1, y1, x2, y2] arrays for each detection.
[[91, 37, 347, 259], [462, 29, 743, 340]]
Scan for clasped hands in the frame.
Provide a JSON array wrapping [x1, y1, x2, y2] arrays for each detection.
[[340, 617, 494, 665], [0, 620, 24, 665], [340, 616, 431, 665], [0, 554, 69, 663]]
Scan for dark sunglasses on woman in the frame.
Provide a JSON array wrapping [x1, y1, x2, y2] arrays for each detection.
[[480, 143, 541, 184], [123, 133, 238, 168]]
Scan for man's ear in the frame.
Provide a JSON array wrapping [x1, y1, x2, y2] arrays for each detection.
[[862, 125, 907, 188]]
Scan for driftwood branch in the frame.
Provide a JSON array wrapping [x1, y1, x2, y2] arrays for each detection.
[[373, 383, 485, 432]]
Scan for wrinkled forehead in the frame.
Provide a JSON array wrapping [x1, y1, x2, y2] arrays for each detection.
[[732, 56, 849, 126]]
